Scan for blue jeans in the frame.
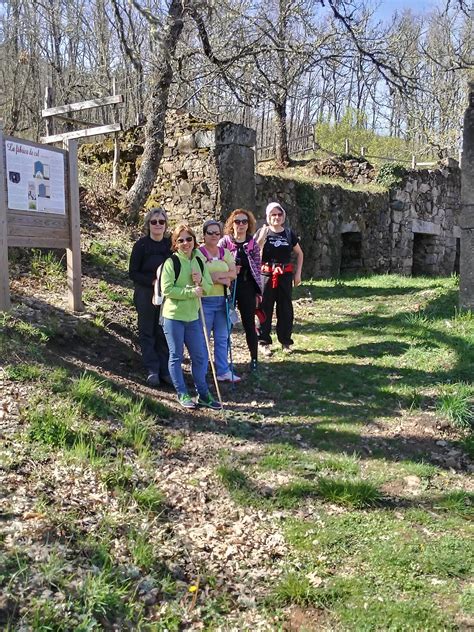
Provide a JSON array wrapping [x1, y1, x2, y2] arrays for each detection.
[[162, 317, 209, 398], [202, 296, 230, 376]]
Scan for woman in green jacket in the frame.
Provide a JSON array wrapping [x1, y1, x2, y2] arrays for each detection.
[[161, 223, 221, 410]]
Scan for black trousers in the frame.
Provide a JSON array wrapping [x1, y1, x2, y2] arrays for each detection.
[[259, 272, 294, 346], [133, 285, 170, 376], [235, 276, 258, 361]]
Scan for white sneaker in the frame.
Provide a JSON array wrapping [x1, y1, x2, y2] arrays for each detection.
[[217, 371, 241, 383], [259, 345, 272, 358]]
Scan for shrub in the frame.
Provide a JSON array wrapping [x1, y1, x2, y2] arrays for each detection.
[[375, 163, 407, 188], [436, 382, 474, 429]]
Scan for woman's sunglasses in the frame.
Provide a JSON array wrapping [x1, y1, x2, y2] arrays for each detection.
[[150, 218, 166, 225], [205, 230, 221, 236], [234, 218, 248, 225], [177, 236, 194, 244]]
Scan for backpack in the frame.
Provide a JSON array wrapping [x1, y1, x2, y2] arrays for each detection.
[[153, 253, 204, 306], [199, 245, 225, 262], [220, 234, 257, 255]]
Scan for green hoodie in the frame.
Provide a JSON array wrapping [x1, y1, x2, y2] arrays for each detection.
[[161, 250, 213, 322]]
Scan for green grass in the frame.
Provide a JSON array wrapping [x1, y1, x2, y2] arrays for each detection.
[[129, 530, 156, 571], [315, 477, 380, 507], [30, 249, 64, 288], [4, 363, 43, 381], [132, 484, 165, 513], [27, 402, 79, 448], [436, 382, 474, 429], [4, 274, 473, 631], [86, 240, 131, 276]]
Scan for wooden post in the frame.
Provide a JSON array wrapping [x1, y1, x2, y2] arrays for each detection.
[[345, 138, 350, 154], [361, 146, 366, 157], [0, 128, 11, 311], [112, 77, 120, 189], [460, 80, 474, 311], [64, 139, 83, 311], [411, 155, 416, 169]]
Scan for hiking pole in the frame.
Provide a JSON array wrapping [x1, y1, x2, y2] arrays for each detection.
[[224, 295, 236, 392], [198, 295, 224, 411]]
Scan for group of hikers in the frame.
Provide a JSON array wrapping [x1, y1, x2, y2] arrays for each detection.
[[129, 203, 304, 410]]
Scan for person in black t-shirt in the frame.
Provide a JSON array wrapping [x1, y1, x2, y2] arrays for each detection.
[[255, 202, 304, 354], [129, 207, 172, 387]]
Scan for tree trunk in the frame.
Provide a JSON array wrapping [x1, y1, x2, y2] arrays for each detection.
[[274, 100, 290, 166], [125, 0, 184, 221]]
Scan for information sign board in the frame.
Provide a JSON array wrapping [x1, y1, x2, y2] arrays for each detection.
[[5, 139, 66, 214]]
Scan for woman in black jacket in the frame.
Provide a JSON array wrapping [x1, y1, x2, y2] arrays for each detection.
[[129, 207, 172, 387]]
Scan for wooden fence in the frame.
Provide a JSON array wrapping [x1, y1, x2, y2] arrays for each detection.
[[256, 124, 314, 162], [255, 130, 453, 168]]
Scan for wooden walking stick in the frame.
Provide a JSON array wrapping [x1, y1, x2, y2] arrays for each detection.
[[198, 295, 224, 410]]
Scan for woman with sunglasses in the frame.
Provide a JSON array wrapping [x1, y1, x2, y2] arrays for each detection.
[[199, 220, 239, 383], [129, 207, 172, 387], [255, 202, 304, 354], [161, 223, 221, 410], [219, 209, 262, 372]]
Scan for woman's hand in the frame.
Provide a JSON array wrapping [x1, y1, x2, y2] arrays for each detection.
[[293, 274, 301, 287], [191, 271, 202, 285], [194, 286, 203, 297]]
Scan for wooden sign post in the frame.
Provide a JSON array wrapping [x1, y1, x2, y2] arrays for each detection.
[[0, 130, 83, 312], [64, 139, 83, 311], [0, 130, 10, 311]]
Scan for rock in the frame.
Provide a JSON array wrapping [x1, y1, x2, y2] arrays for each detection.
[[177, 134, 197, 153], [403, 475, 421, 488], [443, 457, 458, 469], [142, 588, 160, 606]]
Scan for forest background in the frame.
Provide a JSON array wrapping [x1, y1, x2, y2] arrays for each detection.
[[0, 0, 472, 217]]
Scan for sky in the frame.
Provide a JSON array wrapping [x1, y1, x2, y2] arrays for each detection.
[[375, 0, 440, 21]]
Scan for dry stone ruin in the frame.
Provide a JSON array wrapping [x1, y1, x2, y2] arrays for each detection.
[[85, 110, 462, 279]]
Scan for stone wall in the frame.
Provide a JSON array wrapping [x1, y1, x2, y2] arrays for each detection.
[[255, 165, 460, 279], [150, 112, 460, 279], [79, 110, 461, 277], [389, 164, 461, 276], [150, 111, 256, 231]]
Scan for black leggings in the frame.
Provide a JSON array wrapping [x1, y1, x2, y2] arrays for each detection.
[[235, 276, 258, 361], [259, 272, 294, 346]]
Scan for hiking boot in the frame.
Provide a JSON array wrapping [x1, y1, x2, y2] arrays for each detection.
[[217, 371, 241, 383], [249, 359, 258, 372], [197, 393, 222, 410], [178, 393, 197, 409], [146, 373, 160, 387], [259, 344, 272, 358]]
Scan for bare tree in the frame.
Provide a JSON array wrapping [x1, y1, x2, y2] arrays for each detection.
[[112, 0, 186, 220]]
